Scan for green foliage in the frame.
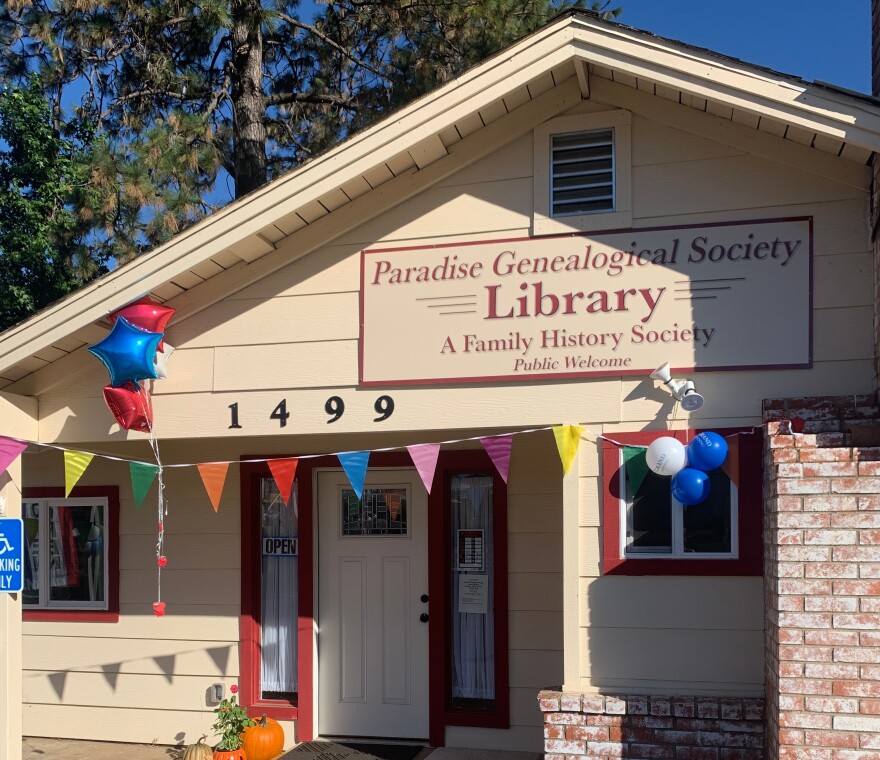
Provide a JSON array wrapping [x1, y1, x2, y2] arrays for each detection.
[[0, 78, 107, 330], [211, 687, 254, 751]]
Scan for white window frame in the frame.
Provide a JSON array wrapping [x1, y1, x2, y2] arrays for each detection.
[[533, 109, 632, 236], [616, 455, 739, 560], [22, 497, 111, 610]]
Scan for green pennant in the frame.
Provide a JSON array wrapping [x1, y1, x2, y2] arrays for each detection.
[[622, 446, 649, 497], [130, 461, 159, 508]]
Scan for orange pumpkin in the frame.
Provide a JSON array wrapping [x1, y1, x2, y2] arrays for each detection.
[[213, 750, 247, 760], [241, 714, 285, 760]]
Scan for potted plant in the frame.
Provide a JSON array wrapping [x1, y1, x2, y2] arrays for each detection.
[[211, 685, 255, 759]]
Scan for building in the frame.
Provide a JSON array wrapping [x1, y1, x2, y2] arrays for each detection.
[[1, 8, 880, 760]]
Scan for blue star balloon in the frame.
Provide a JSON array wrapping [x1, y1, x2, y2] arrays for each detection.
[[89, 317, 162, 387]]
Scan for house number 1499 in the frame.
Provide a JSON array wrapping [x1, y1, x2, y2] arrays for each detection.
[[227, 396, 395, 429]]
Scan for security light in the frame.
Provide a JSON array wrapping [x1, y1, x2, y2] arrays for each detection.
[[650, 362, 705, 412]]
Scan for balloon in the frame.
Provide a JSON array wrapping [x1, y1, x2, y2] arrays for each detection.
[[671, 467, 711, 505], [687, 432, 729, 471], [110, 297, 175, 351], [102, 382, 154, 432], [154, 343, 175, 380], [89, 318, 162, 387], [645, 436, 687, 477]]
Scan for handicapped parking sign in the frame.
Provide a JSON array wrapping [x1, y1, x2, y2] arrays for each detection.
[[0, 517, 24, 593]]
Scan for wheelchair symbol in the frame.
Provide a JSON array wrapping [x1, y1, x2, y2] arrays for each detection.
[[0, 535, 13, 555]]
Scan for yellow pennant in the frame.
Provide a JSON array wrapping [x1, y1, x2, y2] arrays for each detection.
[[64, 450, 95, 496], [553, 425, 585, 476]]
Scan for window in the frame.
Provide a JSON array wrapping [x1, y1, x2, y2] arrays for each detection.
[[601, 430, 762, 576], [341, 487, 408, 536], [533, 110, 632, 235], [21, 487, 119, 622]]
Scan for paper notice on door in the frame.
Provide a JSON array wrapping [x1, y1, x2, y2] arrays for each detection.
[[458, 574, 489, 614], [457, 528, 485, 571]]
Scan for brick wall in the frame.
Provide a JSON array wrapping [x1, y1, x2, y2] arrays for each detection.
[[538, 692, 764, 759], [764, 395, 880, 760]]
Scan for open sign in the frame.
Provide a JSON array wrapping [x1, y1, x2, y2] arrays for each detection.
[[262, 537, 298, 557]]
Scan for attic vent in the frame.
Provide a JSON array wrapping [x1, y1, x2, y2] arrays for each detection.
[[550, 128, 615, 217]]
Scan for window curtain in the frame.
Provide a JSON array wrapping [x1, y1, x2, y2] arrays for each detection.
[[260, 479, 298, 694], [450, 475, 495, 700]]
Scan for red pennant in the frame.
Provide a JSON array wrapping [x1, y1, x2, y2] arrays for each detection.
[[268, 458, 299, 507]]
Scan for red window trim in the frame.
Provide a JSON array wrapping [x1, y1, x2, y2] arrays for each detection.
[[241, 450, 509, 745], [600, 428, 763, 576], [21, 486, 120, 623], [429, 450, 510, 745]]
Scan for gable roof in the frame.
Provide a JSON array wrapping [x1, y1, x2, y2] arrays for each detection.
[[2, 10, 879, 395]]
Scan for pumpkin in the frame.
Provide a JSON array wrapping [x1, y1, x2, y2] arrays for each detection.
[[240, 713, 285, 760], [183, 737, 213, 760], [213, 750, 247, 760]]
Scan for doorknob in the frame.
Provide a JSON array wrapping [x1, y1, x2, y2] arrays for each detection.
[[420, 594, 429, 603], [419, 613, 429, 623]]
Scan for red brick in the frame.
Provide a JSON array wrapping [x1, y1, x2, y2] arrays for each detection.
[[566, 725, 608, 741], [859, 496, 880, 510], [780, 612, 833, 629], [696, 699, 719, 718], [621, 726, 654, 743], [835, 580, 880, 595], [628, 696, 649, 715], [779, 695, 806, 710], [779, 748, 833, 760], [780, 629, 805, 644], [860, 531, 880, 545], [780, 711, 834, 728], [777, 463, 805, 477], [781, 662, 806, 677], [780, 546, 832, 562], [804, 729, 859, 748], [586, 715, 624, 726], [859, 699, 880, 714], [805, 462, 858, 477], [781, 677, 834, 695], [859, 664, 880, 679], [780, 479, 831, 494], [631, 715, 673, 729], [807, 563, 860, 579], [807, 630, 861, 646], [833, 478, 880, 494], [676, 749, 719, 760], [801, 449, 854, 462], [580, 740, 622, 757], [545, 739, 586, 754], [778, 562, 806, 578], [775, 496, 806, 512], [546, 713, 587, 725], [835, 548, 880, 562], [780, 645, 833, 661], [772, 448, 801, 463], [545, 725, 565, 739], [804, 495, 861, 512], [770, 435, 797, 449], [719, 751, 762, 760], [832, 750, 880, 759], [560, 694, 582, 711], [859, 461, 880, 476], [834, 614, 880, 629], [780, 579, 833, 595], [581, 695, 605, 713], [806, 530, 859, 545], [833, 681, 880, 697], [832, 514, 880, 529], [628, 744, 674, 759], [778, 727, 805, 743], [861, 565, 880, 577], [861, 631, 880, 646], [805, 696, 860, 712], [805, 662, 861, 679], [835, 647, 880, 663], [807, 597, 860, 612], [780, 512, 832, 528], [779, 530, 805, 546]]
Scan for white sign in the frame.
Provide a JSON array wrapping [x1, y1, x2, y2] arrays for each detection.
[[262, 537, 298, 557], [458, 574, 489, 614], [360, 217, 812, 385], [457, 529, 485, 571], [0, 517, 24, 593]]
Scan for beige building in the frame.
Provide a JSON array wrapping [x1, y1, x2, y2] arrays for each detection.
[[1, 10, 880, 760]]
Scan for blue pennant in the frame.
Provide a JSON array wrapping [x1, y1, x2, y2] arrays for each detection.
[[338, 450, 370, 500], [89, 317, 162, 387]]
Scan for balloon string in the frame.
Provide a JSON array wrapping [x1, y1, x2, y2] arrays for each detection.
[[139, 383, 165, 608]]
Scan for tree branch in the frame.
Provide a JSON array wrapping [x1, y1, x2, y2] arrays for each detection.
[[264, 90, 357, 109]]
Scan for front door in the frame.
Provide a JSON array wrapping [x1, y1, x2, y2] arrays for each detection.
[[317, 469, 429, 739]]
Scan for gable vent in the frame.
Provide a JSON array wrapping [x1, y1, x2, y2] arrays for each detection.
[[551, 128, 614, 217]]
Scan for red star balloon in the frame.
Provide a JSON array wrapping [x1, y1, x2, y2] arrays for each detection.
[[109, 297, 175, 351], [103, 382, 154, 432]]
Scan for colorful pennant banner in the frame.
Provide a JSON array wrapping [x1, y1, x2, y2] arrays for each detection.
[[130, 461, 159, 508], [338, 451, 370, 499], [64, 450, 95, 496], [197, 462, 229, 512], [553, 425, 585, 476], [480, 434, 514, 483], [268, 457, 299, 506], [622, 445, 649, 496], [406, 443, 441, 494], [0, 436, 28, 476]]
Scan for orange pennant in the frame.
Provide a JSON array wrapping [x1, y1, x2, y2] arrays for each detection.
[[268, 458, 299, 507], [721, 436, 741, 489], [197, 462, 229, 512]]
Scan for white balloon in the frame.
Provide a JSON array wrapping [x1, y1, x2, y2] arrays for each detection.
[[645, 437, 687, 477], [153, 343, 175, 380]]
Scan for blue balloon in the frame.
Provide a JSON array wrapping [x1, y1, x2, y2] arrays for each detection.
[[89, 317, 162, 387], [671, 467, 711, 505], [686, 431, 728, 472]]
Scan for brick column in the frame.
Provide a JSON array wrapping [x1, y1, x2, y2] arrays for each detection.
[[764, 396, 880, 760]]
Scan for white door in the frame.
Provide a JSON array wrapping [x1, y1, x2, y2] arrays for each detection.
[[317, 469, 429, 739]]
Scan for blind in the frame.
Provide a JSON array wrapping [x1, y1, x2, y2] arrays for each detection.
[[551, 128, 614, 216]]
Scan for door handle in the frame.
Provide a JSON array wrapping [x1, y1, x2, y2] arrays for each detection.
[[419, 612, 429, 623], [420, 594, 429, 603]]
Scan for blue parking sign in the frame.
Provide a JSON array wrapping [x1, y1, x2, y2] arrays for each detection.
[[0, 517, 24, 593]]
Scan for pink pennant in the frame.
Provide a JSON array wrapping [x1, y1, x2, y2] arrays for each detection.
[[0, 437, 27, 476], [268, 457, 299, 507], [480, 434, 514, 483], [406, 443, 441, 494]]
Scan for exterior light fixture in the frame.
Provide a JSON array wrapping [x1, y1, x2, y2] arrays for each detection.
[[650, 362, 705, 412]]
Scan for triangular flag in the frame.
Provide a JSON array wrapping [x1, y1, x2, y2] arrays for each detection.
[[338, 451, 370, 500], [721, 436, 741, 489], [197, 462, 229, 512], [406, 443, 441, 494], [64, 450, 94, 497], [480, 434, 514, 483], [268, 457, 299, 506], [129, 462, 159, 508], [623, 446, 649, 497], [0, 436, 27, 476], [553, 425, 584, 476]]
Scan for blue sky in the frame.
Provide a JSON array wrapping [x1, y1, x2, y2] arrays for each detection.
[[613, 0, 870, 93]]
